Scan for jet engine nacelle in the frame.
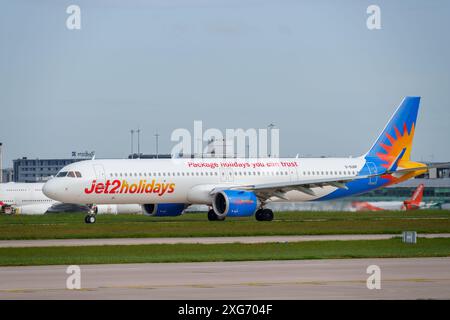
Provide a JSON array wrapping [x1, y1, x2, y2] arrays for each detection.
[[212, 190, 258, 218], [142, 203, 187, 217], [17, 204, 52, 215]]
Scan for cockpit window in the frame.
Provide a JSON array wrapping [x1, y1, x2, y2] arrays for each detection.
[[56, 171, 68, 177], [75, 171, 82, 178], [67, 171, 76, 178]]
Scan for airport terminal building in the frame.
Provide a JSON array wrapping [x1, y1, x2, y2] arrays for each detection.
[[13, 156, 89, 183]]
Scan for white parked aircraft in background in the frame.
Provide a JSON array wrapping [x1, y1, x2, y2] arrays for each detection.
[[0, 182, 57, 215], [43, 97, 445, 224], [0, 182, 142, 215]]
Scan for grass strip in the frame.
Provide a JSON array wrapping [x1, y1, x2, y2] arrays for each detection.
[[0, 210, 449, 240], [1, 238, 449, 266]]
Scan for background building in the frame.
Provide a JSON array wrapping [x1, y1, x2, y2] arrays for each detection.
[[1, 168, 14, 183], [128, 153, 172, 159], [13, 157, 87, 183]]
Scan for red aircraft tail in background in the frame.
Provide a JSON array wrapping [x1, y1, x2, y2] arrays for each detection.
[[352, 184, 425, 212], [402, 183, 424, 210]]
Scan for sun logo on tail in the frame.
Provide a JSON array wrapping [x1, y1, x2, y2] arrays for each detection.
[[376, 122, 415, 169]]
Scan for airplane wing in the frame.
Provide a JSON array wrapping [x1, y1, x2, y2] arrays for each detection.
[[209, 163, 447, 202], [210, 174, 377, 201]]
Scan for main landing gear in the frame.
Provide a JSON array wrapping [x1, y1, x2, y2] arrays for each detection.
[[206, 208, 274, 221], [255, 208, 274, 222]]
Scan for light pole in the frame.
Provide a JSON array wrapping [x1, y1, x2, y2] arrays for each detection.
[[137, 128, 141, 158], [130, 130, 134, 156], [154, 131, 160, 159], [267, 123, 275, 158]]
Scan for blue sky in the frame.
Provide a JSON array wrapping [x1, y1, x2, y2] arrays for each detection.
[[1, 0, 449, 166]]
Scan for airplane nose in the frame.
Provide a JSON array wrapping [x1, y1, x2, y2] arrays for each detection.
[[43, 179, 58, 200]]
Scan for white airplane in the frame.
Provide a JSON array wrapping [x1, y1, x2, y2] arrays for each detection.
[[0, 182, 57, 214], [43, 97, 445, 224], [0, 182, 142, 215]]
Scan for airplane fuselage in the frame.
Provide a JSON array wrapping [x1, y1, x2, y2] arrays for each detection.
[[0, 182, 57, 214], [42, 157, 391, 205]]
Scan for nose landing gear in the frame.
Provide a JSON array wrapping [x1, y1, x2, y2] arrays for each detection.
[[84, 214, 96, 224], [84, 205, 97, 224]]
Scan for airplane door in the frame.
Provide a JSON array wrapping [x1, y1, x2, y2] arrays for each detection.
[[291, 167, 299, 182], [367, 162, 378, 185], [93, 164, 106, 181]]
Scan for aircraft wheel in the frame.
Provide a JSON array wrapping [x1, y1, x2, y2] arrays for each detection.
[[255, 209, 264, 221], [255, 209, 273, 221], [207, 209, 225, 221], [85, 214, 96, 224], [262, 209, 274, 221]]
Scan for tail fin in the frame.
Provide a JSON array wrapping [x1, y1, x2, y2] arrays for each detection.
[[403, 184, 424, 210], [409, 183, 424, 205], [365, 97, 420, 168]]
